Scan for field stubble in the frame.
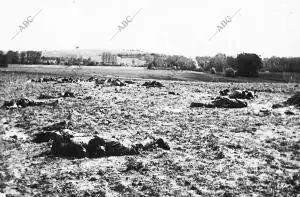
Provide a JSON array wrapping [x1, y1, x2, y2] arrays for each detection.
[[0, 71, 299, 197]]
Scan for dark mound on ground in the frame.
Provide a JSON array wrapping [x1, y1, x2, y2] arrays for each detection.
[[95, 78, 126, 86], [285, 92, 300, 107], [59, 91, 75, 98], [142, 81, 163, 88], [191, 97, 247, 109], [31, 77, 77, 83], [37, 94, 57, 100], [110, 79, 126, 86], [42, 121, 68, 131], [168, 92, 180, 95], [32, 131, 61, 143], [229, 90, 256, 100], [220, 89, 230, 96], [211, 97, 248, 108], [272, 92, 300, 108], [37, 91, 75, 100], [2, 98, 58, 109], [31, 77, 57, 83], [49, 135, 170, 159]]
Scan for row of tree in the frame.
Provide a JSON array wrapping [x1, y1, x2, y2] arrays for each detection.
[[195, 54, 300, 74], [0, 50, 43, 65], [1, 50, 300, 75], [0, 50, 100, 66], [146, 54, 197, 71], [3, 50, 42, 64], [146, 53, 263, 77], [263, 57, 300, 73], [0, 51, 8, 67]]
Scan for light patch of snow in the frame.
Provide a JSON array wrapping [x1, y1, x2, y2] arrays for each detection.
[[68, 180, 95, 191], [3, 187, 21, 196], [3, 128, 28, 141], [0, 193, 6, 197], [163, 107, 183, 113]]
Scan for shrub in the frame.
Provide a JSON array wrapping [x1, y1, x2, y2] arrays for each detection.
[[286, 92, 300, 107], [210, 67, 216, 74], [145, 55, 196, 71], [0, 54, 8, 67], [195, 56, 211, 70], [208, 53, 227, 72], [224, 67, 236, 77], [87, 61, 96, 66], [194, 66, 204, 72], [236, 53, 262, 77], [226, 56, 237, 70], [263, 57, 300, 73], [147, 62, 154, 70]]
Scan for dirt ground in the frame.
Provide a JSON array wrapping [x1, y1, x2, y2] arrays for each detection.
[[0, 71, 299, 197], [2, 65, 300, 83]]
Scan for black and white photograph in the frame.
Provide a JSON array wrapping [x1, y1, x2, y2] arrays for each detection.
[[0, 0, 299, 196]]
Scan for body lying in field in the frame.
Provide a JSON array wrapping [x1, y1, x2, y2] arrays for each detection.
[[51, 135, 170, 158]]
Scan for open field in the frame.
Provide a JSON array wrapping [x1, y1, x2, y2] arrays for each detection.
[[0, 70, 300, 196], [1, 65, 300, 83]]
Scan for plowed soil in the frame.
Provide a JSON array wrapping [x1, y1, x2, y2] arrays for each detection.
[[0, 72, 299, 197]]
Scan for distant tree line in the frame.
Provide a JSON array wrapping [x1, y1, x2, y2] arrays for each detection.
[[1, 49, 300, 76], [0, 50, 100, 66], [196, 54, 300, 74], [263, 57, 300, 73], [0, 50, 149, 67], [198, 54, 300, 77], [146, 53, 265, 77], [146, 54, 197, 71], [195, 53, 263, 77], [0, 51, 8, 67]]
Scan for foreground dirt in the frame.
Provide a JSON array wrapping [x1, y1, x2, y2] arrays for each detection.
[[0, 72, 299, 197]]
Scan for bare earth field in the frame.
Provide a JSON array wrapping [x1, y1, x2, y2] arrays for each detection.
[[0, 70, 299, 197], [2, 65, 300, 83]]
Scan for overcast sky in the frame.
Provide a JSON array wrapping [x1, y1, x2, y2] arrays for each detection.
[[1, 0, 299, 57]]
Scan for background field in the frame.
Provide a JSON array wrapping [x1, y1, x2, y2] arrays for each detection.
[[1, 65, 300, 83]]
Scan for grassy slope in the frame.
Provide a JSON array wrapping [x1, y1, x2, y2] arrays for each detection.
[[2, 65, 300, 83]]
